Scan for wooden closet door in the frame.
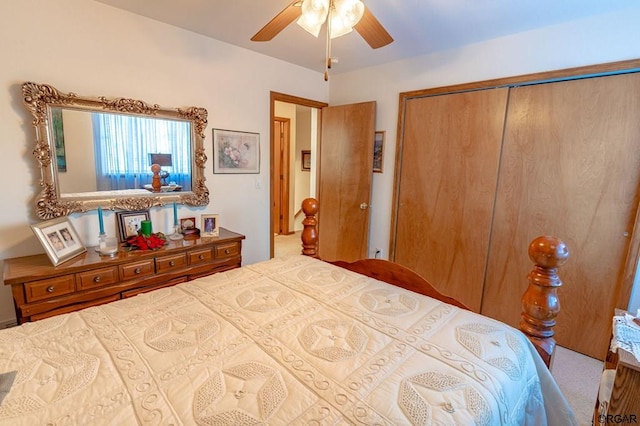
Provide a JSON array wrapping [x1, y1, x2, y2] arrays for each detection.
[[482, 73, 640, 359], [393, 88, 509, 311]]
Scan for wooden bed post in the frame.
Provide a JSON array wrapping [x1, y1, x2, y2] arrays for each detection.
[[301, 198, 319, 257], [520, 235, 569, 368]]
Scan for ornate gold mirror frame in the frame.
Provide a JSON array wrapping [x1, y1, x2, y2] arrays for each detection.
[[22, 82, 209, 219]]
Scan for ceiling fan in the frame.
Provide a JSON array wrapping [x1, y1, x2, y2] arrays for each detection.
[[251, 0, 393, 80]]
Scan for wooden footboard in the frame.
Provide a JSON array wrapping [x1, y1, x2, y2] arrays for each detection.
[[300, 198, 569, 368]]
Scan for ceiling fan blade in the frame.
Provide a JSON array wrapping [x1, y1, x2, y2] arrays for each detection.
[[354, 5, 393, 49], [251, 1, 302, 42]]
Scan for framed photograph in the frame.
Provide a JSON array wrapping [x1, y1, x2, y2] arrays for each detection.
[[116, 210, 150, 242], [31, 217, 86, 266], [180, 217, 196, 232], [213, 128, 260, 174], [201, 214, 219, 237], [373, 131, 385, 173], [301, 150, 311, 171]]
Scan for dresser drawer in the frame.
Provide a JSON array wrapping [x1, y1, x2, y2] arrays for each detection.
[[25, 275, 75, 302], [188, 248, 213, 265], [77, 267, 119, 291], [215, 242, 240, 259], [156, 253, 187, 273], [119, 259, 154, 280]]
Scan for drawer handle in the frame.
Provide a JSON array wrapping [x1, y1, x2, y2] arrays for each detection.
[[224, 249, 230, 254], [169, 260, 175, 266], [94, 276, 101, 283], [134, 268, 141, 274], [199, 254, 205, 260], [46, 285, 55, 293]]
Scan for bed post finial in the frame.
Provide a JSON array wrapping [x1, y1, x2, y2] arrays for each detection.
[[521, 235, 569, 368], [301, 198, 319, 257]]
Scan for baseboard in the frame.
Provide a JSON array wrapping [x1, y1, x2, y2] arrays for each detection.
[[0, 319, 17, 329]]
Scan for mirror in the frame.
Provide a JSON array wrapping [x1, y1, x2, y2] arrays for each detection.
[[22, 82, 209, 219]]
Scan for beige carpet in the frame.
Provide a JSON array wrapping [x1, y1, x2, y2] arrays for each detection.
[[275, 234, 603, 424], [275, 231, 303, 257], [552, 346, 602, 425]]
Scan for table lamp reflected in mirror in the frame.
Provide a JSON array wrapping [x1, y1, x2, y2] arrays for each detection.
[[148, 153, 172, 185]]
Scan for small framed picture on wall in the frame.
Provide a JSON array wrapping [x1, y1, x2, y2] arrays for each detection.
[[301, 150, 311, 171], [373, 131, 385, 173]]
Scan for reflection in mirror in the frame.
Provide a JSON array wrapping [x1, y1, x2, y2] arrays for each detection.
[[22, 82, 209, 219], [53, 108, 192, 194]]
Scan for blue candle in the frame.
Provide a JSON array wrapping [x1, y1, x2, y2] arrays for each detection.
[[98, 206, 104, 234], [173, 202, 178, 226]]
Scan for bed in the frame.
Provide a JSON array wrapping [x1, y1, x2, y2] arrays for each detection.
[[0, 198, 576, 425]]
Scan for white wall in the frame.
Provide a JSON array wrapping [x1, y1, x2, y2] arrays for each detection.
[[58, 109, 97, 193], [0, 0, 328, 325], [330, 5, 640, 312]]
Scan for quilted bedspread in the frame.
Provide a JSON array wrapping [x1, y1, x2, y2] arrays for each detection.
[[0, 255, 576, 425]]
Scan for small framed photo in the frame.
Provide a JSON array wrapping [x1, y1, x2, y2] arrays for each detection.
[[373, 131, 385, 173], [213, 128, 260, 174], [301, 150, 311, 171], [116, 210, 150, 242], [31, 217, 86, 266], [201, 214, 219, 237], [180, 217, 196, 232]]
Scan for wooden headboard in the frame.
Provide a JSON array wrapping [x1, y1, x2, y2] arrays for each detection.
[[299, 197, 569, 368]]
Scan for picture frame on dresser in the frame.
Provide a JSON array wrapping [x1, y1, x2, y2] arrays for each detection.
[[180, 217, 196, 232], [201, 214, 219, 237], [31, 217, 86, 266], [116, 210, 150, 242]]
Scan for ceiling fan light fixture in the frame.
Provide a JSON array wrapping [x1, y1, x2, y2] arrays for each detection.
[[329, 0, 364, 38], [296, 0, 330, 37]]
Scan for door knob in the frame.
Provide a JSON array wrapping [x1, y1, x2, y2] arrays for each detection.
[[360, 203, 368, 210]]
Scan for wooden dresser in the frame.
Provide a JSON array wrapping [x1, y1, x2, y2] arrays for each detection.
[[3, 228, 245, 323], [593, 310, 640, 423]]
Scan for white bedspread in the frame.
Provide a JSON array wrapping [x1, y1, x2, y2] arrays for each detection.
[[0, 255, 576, 425]]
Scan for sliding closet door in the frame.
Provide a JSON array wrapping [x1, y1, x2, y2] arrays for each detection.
[[393, 88, 509, 311], [482, 73, 640, 359]]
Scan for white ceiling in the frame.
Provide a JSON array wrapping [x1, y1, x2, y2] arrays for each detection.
[[94, 0, 637, 75]]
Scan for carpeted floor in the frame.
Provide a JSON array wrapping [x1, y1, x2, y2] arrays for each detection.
[[552, 346, 602, 425], [275, 233, 603, 425], [275, 231, 303, 257]]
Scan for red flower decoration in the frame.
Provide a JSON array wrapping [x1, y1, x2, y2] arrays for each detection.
[[125, 232, 167, 251]]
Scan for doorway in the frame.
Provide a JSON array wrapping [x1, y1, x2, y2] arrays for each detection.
[[270, 92, 327, 259]]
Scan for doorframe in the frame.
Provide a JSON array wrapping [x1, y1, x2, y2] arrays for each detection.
[[273, 116, 291, 235], [270, 92, 328, 258]]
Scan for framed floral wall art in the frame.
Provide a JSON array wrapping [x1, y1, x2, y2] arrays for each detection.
[[213, 129, 260, 174]]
